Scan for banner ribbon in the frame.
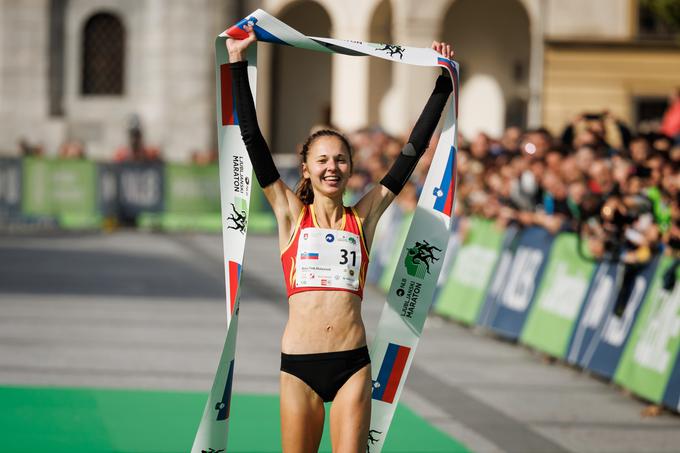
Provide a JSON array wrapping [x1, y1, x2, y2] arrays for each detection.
[[193, 9, 459, 453]]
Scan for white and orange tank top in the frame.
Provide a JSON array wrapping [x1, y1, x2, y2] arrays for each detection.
[[281, 205, 369, 300]]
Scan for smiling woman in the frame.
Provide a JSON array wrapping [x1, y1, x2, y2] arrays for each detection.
[[226, 24, 453, 453], [296, 130, 354, 205]]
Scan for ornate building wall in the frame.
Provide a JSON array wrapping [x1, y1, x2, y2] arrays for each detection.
[[0, 0, 677, 161]]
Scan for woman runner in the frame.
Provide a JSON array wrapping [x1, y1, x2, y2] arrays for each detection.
[[227, 26, 454, 453]]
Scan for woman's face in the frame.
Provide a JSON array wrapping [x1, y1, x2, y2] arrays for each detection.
[[302, 136, 352, 199]]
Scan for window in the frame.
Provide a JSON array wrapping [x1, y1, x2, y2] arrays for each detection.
[[81, 13, 125, 95], [638, 1, 677, 41], [634, 96, 669, 132]]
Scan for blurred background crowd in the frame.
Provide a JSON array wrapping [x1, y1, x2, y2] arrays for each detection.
[[13, 87, 680, 268], [3, 0, 680, 265], [341, 92, 680, 267]]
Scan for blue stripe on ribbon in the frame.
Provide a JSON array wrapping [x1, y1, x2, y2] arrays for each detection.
[[372, 343, 398, 400]]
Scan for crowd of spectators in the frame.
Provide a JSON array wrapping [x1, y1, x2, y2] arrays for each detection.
[[339, 106, 680, 264], [13, 91, 680, 264]]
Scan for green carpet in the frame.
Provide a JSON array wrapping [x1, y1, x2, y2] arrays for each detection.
[[0, 386, 469, 453]]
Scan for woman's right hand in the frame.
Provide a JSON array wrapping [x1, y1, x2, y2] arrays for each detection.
[[432, 41, 454, 60], [226, 24, 257, 62]]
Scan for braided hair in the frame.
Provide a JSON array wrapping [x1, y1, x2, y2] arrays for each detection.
[[295, 129, 353, 205]]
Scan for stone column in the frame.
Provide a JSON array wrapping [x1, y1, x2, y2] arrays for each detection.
[[0, 0, 56, 154], [328, 0, 374, 132], [381, 0, 449, 137], [527, 0, 546, 128]]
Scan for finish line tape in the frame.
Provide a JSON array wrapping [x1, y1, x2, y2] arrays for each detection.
[[193, 9, 459, 453]]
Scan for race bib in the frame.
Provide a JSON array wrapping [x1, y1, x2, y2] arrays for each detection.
[[295, 227, 362, 291]]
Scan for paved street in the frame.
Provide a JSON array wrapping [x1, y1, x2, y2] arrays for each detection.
[[1, 231, 679, 452]]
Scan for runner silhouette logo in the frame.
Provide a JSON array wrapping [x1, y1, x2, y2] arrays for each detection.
[[227, 202, 247, 233], [367, 429, 382, 452], [376, 43, 405, 59], [404, 240, 442, 278]]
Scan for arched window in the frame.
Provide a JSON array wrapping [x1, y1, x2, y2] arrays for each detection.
[[81, 12, 125, 95]]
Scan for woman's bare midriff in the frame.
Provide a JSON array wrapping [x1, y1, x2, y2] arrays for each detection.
[[282, 290, 366, 354]]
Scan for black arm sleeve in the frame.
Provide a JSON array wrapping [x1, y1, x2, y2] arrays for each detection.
[[380, 74, 453, 195], [230, 61, 280, 188]]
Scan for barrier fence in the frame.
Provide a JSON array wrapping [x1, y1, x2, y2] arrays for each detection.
[[3, 155, 679, 413], [430, 220, 678, 413], [373, 213, 680, 414], [0, 157, 275, 233]]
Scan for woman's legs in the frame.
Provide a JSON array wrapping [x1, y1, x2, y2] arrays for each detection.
[[329, 364, 372, 453], [280, 371, 326, 453]]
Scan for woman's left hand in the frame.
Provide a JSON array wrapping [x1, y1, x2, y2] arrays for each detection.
[[432, 41, 455, 59]]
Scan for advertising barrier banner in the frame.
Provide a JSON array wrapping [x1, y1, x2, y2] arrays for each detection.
[[21, 158, 99, 227], [481, 226, 554, 339], [97, 163, 118, 217], [21, 157, 54, 216], [662, 330, 680, 411], [117, 162, 164, 218], [663, 366, 680, 412], [434, 217, 504, 324], [143, 163, 222, 232], [520, 233, 595, 358], [615, 256, 680, 403], [566, 261, 619, 366], [478, 225, 520, 327], [0, 157, 22, 217], [568, 257, 660, 379], [1, 157, 276, 231], [433, 220, 461, 302], [165, 163, 221, 213]]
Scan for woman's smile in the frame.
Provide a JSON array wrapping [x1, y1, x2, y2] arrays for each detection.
[[322, 174, 342, 186]]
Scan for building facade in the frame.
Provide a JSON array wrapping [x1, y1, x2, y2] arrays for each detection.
[[0, 0, 678, 161]]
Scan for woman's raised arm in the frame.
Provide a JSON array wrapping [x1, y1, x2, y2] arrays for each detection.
[[354, 41, 455, 248], [227, 26, 303, 245]]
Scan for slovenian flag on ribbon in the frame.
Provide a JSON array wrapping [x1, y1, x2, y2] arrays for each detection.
[[432, 146, 456, 217], [228, 261, 242, 315], [220, 65, 239, 126], [301, 252, 320, 260], [372, 343, 411, 404], [226, 16, 290, 46], [437, 57, 459, 116]]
